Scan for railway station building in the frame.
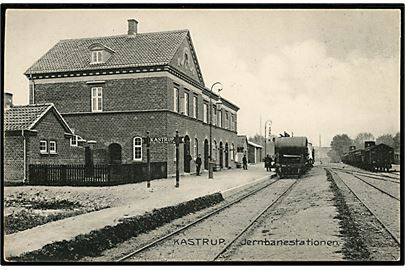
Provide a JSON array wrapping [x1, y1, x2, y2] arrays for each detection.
[[24, 19, 240, 177]]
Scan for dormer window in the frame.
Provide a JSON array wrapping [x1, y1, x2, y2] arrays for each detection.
[[91, 50, 103, 64], [89, 43, 114, 64]]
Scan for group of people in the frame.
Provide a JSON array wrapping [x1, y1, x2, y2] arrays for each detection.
[[194, 153, 273, 175], [264, 154, 273, 171]]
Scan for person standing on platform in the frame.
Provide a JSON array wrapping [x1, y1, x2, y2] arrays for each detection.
[[196, 154, 202, 176], [242, 154, 248, 170], [265, 154, 272, 171]]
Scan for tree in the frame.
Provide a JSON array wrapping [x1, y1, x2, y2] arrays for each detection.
[[376, 134, 395, 147], [330, 134, 353, 161], [393, 132, 400, 151], [353, 132, 375, 150], [327, 149, 340, 163]]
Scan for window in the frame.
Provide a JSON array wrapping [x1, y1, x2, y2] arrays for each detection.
[[213, 106, 217, 126], [133, 137, 142, 161], [49, 141, 57, 154], [40, 140, 47, 154], [231, 143, 235, 160], [218, 110, 222, 128], [225, 112, 229, 129], [91, 87, 103, 112], [184, 92, 189, 116], [203, 103, 208, 123], [174, 87, 179, 112], [70, 135, 78, 147], [213, 141, 217, 161], [193, 96, 198, 118], [194, 138, 198, 159], [231, 114, 235, 131], [91, 50, 103, 64]]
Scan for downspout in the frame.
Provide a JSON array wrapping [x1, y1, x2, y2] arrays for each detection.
[[22, 130, 27, 182]]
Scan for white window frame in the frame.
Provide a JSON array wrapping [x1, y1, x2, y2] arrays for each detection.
[[231, 143, 235, 160], [174, 87, 179, 113], [213, 140, 217, 161], [218, 110, 222, 128], [194, 138, 198, 159], [193, 96, 198, 118], [213, 106, 217, 126], [203, 103, 208, 123], [133, 137, 143, 161], [184, 92, 189, 116], [70, 135, 78, 147], [49, 141, 57, 154], [231, 114, 234, 131], [40, 140, 47, 154], [91, 50, 103, 64], [91, 87, 103, 112]]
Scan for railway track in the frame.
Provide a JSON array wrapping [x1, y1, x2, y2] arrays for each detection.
[[212, 177, 299, 261], [116, 175, 299, 262], [332, 169, 399, 201], [328, 168, 400, 246], [331, 167, 400, 183]]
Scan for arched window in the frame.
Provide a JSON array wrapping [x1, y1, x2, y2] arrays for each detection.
[[194, 138, 198, 159], [133, 137, 142, 161], [231, 143, 235, 161], [213, 140, 217, 161]]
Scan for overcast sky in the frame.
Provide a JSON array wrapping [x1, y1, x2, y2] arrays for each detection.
[[4, 9, 401, 146]]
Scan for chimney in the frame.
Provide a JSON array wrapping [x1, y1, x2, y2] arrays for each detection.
[[4, 92, 13, 110], [364, 141, 376, 149], [127, 19, 138, 36]]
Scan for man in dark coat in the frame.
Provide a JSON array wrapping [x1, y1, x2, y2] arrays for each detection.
[[196, 154, 202, 176], [265, 154, 272, 171], [242, 154, 248, 170]]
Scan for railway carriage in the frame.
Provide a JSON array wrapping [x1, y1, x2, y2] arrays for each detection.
[[342, 141, 394, 172]]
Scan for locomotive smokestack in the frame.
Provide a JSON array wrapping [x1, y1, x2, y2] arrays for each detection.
[[364, 141, 376, 149]]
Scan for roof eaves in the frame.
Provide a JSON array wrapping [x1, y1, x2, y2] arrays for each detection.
[[28, 104, 54, 130]]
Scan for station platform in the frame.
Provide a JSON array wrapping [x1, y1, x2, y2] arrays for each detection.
[[4, 163, 275, 259]]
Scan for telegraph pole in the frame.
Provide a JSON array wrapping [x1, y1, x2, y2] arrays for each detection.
[[146, 131, 151, 188], [175, 130, 180, 188]]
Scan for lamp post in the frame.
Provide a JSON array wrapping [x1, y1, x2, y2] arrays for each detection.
[[264, 120, 272, 156], [209, 82, 223, 179]]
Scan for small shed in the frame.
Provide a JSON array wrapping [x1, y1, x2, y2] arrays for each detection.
[[4, 103, 83, 182], [247, 141, 263, 164]]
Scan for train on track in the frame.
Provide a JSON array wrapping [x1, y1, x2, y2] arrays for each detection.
[[274, 136, 314, 177], [341, 141, 394, 172]]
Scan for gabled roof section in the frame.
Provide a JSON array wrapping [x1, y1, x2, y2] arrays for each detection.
[[4, 104, 73, 134], [248, 141, 263, 148], [25, 30, 191, 76]]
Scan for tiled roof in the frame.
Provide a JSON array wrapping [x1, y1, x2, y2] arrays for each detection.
[[25, 30, 190, 75], [4, 104, 52, 131]]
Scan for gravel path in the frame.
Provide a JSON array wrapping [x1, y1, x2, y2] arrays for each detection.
[[328, 168, 400, 261], [223, 167, 343, 261], [334, 170, 400, 243]]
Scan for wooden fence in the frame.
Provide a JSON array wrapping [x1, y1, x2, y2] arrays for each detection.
[[28, 162, 167, 186]]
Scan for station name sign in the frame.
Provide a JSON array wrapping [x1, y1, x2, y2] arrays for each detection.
[[143, 136, 184, 144]]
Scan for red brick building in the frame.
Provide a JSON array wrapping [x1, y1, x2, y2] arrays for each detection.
[[24, 20, 240, 176], [4, 102, 83, 181]]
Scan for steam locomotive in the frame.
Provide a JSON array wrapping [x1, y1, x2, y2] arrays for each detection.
[[341, 141, 394, 172], [274, 136, 314, 177]]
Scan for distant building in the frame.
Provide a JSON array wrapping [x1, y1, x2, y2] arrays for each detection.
[[24, 19, 240, 176], [247, 141, 263, 164]]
